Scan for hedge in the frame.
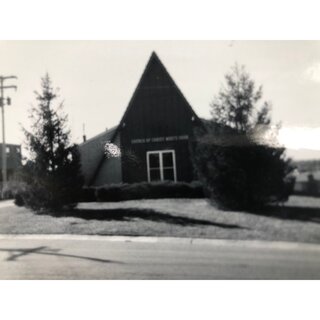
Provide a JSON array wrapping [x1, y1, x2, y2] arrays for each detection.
[[81, 181, 205, 202]]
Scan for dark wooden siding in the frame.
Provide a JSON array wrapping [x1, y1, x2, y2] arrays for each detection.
[[120, 140, 195, 183]]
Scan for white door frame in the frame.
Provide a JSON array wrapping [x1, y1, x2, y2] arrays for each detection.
[[146, 149, 177, 182]]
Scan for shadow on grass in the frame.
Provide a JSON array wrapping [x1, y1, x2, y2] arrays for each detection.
[[0, 246, 123, 264], [248, 205, 320, 223], [49, 207, 245, 229]]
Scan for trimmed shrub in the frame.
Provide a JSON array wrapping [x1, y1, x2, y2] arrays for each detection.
[[81, 187, 97, 202], [192, 133, 295, 210], [96, 185, 124, 202], [84, 181, 204, 202]]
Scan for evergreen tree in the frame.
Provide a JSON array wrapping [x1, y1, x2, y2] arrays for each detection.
[[192, 64, 294, 210], [18, 74, 83, 211]]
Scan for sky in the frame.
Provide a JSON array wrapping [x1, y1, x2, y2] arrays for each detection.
[[1, 40, 320, 160]]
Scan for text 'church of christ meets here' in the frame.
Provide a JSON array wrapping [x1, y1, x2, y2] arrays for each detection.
[[79, 52, 204, 186]]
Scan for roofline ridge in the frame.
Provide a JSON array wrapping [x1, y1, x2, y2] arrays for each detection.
[[80, 125, 118, 146]]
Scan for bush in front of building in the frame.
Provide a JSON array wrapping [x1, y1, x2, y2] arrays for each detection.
[[192, 64, 295, 210], [80, 181, 205, 202], [192, 134, 295, 210], [80, 187, 97, 202]]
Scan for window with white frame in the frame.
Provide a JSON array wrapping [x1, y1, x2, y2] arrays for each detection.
[[147, 150, 177, 182]]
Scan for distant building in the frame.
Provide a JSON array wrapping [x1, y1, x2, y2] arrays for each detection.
[[0, 143, 22, 181], [294, 170, 320, 196], [293, 160, 320, 173], [79, 52, 203, 186]]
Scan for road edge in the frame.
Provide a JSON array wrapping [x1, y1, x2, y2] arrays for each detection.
[[0, 234, 320, 250]]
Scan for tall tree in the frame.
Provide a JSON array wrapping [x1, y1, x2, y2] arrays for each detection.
[[192, 64, 294, 210], [19, 74, 83, 211], [210, 64, 271, 132]]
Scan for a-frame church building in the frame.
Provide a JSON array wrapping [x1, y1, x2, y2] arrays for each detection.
[[79, 52, 203, 186]]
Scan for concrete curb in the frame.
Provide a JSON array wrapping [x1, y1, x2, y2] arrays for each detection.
[[0, 234, 320, 251]]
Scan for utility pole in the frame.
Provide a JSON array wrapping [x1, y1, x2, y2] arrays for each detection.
[[82, 123, 86, 142], [0, 76, 17, 195]]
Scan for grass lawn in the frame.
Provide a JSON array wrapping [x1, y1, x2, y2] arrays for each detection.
[[0, 196, 320, 244]]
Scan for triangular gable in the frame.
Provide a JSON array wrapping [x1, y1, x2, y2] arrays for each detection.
[[114, 51, 201, 134], [89, 52, 203, 185]]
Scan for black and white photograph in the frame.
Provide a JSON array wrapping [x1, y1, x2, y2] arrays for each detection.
[[0, 40, 319, 280], [2, 1, 320, 320]]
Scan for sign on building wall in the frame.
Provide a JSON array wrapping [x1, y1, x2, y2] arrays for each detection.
[[131, 135, 189, 144]]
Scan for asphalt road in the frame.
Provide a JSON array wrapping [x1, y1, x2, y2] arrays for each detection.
[[0, 235, 320, 279]]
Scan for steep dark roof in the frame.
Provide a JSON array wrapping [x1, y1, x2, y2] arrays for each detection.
[[81, 125, 118, 147], [79, 126, 118, 184], [111, 51, 203, 138]]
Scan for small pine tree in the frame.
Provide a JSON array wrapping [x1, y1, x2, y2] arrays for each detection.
[[192, 64, 294, 210], [19, 74, 84, 212]]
